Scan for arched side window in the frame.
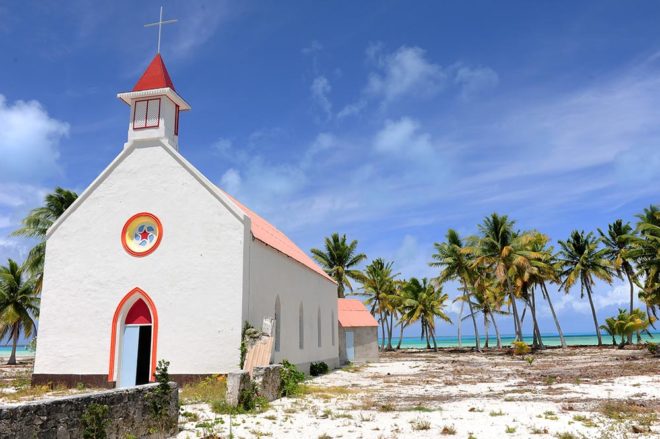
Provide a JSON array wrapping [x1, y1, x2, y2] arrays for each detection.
[[274, 296, 281, 352], [317, 307, 322, 348], [331, 310, 335, 346], [298, 302, 304, 350]]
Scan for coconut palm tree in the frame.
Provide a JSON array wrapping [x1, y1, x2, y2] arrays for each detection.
[[400, 277, 452, 351], [0, 259, 40, 365], [462, 275, 507, 349], [472, 214, 540, 341], [12, 187, 78, 293], [599, 220, 638, 344], [311, 233, 367, 298], [557, 231, 614, 346], [431, 229, 481, 351], [360, 258, 398, 350], [628, 205, 660, 324], [600, 316, 619, 346]]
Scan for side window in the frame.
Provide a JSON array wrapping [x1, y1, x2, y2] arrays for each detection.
[[317, 307, 322, 348], [274, 296, 281, 352], [298, 302, 304, 350], [331, 310, 335, 346], [133, 100, 147, 129], [174, 105, 180, 135]]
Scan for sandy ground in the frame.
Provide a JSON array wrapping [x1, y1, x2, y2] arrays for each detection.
[[177, 347, 659, 439]]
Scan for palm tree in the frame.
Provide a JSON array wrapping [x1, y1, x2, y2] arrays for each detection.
[[360, 258, 398, 350], [628, 205, 660, 324], [12, 187, 78, 293], [599, 220, 638, 344], [600, 316, 619, 346], [0, 259, 40, 365], [557, 231, 614, 346], [472, 214, 539, 341], [400, 277, 452, 351], [431, 229, 481, 351], [311, 233, 367, 298], [463, 275, 507, 349]]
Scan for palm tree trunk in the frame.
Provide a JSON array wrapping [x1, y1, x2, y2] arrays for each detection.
[[541, 282, 566, 348], [457, 300, 464, 348], [466, 298, 481, 352], [387, 312, 394, 350], [506, 277, 523, 341], [396, 322, 405, 349], [492, 313, 502, 348], [483, 313, 490, 349], [584, 282, 602, 346], [626, 271, 635, 345], [379, 311, 386, 351], [431, 327, 437, 352], [530, 289, 544, 349], [8, 324, 19, 366]]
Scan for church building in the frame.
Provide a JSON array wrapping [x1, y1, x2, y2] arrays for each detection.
[[32, 54, 340, 388]]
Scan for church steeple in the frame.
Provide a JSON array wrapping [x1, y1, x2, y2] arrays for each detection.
[[117, 54, 190, 151]]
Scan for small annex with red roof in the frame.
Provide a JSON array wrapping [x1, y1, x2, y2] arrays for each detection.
[[33, 53, 341, 388], [337, 299, 379, 364]]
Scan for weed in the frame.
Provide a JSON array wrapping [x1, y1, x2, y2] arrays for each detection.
[[280, 360, 305, 397], [505, 425, 517, 434], [379, 403, 395, 412], [310, 361, 329, 376], [511, 341, 531, 355], [489, 409, 505, 417], [599, 400, 655, 421], [180, 411, 199, 422], [544, 376, 557, 385], [529, 426, 548, 434], [407, 405, 434, 412], [525, 356, 535, 365], [554, 433, 578, 439], [81, 403, 110, 439], [410, 417, 431, 430], [440, 424, 456, 435]]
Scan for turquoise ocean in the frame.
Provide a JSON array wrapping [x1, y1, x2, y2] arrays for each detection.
[[380, 332, 658, 348], [0, 346, 33, 357]]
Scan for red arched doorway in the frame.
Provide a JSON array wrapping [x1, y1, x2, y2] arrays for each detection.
[[108, 288, 158, 386]]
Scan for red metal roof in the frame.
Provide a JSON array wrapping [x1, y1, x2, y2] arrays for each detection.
[[133, 54, 175, 92], [338, 299, 378, 327], [221, 192, 335, 283]]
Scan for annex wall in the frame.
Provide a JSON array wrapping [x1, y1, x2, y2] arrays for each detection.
[[247, 240, 339, 371], [339, 326, 379, 364], [34, 141, 247, 382]]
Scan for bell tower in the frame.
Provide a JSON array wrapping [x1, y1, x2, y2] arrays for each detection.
[[117, 54, 190, 150]]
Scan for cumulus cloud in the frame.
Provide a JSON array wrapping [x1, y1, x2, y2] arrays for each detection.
[[0, 95, 69, 183], [366, 45, 447, 103], [373, 117, 434, 158], [310, 76, 332, 119], [220, 168, 241, 194], [454, 65, 499, 100]]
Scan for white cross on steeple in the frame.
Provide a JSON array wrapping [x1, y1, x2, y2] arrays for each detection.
[[144, 6, 177, 54]]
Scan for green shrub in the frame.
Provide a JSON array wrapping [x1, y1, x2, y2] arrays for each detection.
[[280, 360, 305, 397], [240, 321, 261, 369], [646, 342, 658, 355], [511, 341, 531, 355], [239, 381, 269, 412], [147, 359, 176, 432], [310, 361, 329, 376], [81, 403, 110, 439]]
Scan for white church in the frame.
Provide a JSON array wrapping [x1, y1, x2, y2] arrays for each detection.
[[32, 54, 341, 388]]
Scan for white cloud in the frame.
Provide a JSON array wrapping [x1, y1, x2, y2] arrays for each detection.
[[302, 40, 323, 55], [220, 168, 241, 194], [0, 95, 69, 182], [454, 65, 499, 100], [366, 46, 447, 103], [310, 76, 332, 119], [337, 99, 367, 119], [169, 2, 231, 57], [373, 117, 433, 157]]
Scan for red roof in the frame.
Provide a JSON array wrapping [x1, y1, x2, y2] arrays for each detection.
[[133, 54, 175, 92], [221, 191, 335, 283], [338, 299, 378, 327]]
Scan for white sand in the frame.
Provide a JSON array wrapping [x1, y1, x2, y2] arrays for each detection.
[[177, 348, 660, 438]]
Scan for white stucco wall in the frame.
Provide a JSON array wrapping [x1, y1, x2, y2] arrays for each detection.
[[126, 95, 179, 148], [247, 240, 339, 371], [34, 142, 247, 378]]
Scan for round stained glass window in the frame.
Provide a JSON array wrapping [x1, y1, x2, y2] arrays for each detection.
[[121, 212, 163, 257]]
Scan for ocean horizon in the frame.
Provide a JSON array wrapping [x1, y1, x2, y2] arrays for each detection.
[[378, 332, 658, 348]]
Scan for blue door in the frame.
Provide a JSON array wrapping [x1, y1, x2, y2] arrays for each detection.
[[345, 330, 355, 362], [118, 326, 139, 387]]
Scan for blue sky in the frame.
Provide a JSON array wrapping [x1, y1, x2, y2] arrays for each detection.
[[1, 1, 659, 340]]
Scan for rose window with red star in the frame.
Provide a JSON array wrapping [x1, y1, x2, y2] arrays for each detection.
[[121, 213, 163, 257]]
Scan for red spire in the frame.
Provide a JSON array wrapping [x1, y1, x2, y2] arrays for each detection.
[[132, 54, 175, 92]]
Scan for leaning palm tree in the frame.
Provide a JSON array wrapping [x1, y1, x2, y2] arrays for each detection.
[[12, 187, 78, 293], [599, 220, 638, 340], [627, 205, 660, 324], [431, 229, 481, 351], [600, 316, 619, 346], [311, 233, 367, 298], [557, 230, 614, 346], [0, 259, 40, 365]]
